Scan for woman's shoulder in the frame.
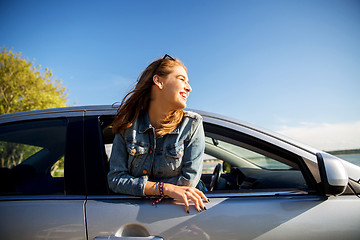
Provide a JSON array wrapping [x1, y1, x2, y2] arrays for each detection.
[[183, 111, 203, 128], [183, 110, 202, 121]]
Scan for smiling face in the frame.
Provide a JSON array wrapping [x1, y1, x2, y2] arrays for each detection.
[[156, 65, 192, 111]]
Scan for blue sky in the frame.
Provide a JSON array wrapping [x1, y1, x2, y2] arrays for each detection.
[[1, 0, 359, 150]]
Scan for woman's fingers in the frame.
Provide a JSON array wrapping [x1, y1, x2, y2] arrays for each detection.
[[186, 187, 208, 212], [186, 191, 201, 212], [187, 189, 204, 211], [182, 192, 190, 213], [163, 183, 208, 213], [192, 188, 209, 205], [195, 188, 209, 203]]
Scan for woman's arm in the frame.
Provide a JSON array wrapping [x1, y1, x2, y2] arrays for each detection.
[[178, 116, 205, 186], [107, 134, 148, 196]]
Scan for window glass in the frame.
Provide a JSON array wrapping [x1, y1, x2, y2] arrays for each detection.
[[203, 135, 308, 191], [205, 137, 290, 170], [0, 119, 67, 195], [0, 142, 42, 169], [51, 157, 65, 177]]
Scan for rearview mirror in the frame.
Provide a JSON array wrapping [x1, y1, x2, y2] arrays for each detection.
[[316, 152, 348, 196]]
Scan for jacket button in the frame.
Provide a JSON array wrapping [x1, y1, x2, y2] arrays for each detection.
[[132, 149, 137, 154], [142, 170, 147, 174]]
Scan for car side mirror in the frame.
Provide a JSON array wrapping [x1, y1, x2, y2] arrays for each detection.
[[316, 152, 348, 196]]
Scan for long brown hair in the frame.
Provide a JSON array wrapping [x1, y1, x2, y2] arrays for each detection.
[[113, 56, 187, 135]]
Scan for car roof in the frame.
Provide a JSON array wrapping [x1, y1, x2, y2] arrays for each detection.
[[0, 105, 117, 122], [1, 105, 319, 155]]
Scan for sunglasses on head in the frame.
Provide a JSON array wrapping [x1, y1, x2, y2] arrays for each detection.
[[152, 54, 175, 76]]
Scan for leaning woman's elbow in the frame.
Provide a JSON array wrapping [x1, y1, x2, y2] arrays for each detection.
[[107, 175, 118, 193], [177, 175, 197, 187]]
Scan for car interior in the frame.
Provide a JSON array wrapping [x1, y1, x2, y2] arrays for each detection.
[[200, 135, 308, 192]]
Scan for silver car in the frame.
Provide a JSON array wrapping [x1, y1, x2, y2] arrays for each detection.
[[1, 105, 359, 240]]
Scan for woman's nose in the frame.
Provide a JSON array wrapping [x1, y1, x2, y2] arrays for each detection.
[[185, 82, 192, 93]]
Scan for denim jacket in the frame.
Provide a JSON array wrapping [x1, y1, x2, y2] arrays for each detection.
[[107, 110, 205, 196]]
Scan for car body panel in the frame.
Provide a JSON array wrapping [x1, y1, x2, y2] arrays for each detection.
[[1, 105, 360, 240], [86, 195, 360, 240], [0, 198, 86, 240]]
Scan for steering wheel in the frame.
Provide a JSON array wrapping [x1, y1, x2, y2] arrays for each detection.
[[209, 163, 222, 191]]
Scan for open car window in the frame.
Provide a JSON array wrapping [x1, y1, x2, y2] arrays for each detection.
[[202, 123, 312, 193]]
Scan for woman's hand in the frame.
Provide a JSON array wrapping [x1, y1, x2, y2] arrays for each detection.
[[163, 183, 209, 213]]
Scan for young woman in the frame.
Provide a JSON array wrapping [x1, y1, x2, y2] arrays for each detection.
[[108, 55, 208, 213]]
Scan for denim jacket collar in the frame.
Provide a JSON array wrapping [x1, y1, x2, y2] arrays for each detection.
[[138, 111, 153, 134], [138, 111, 180, 135]]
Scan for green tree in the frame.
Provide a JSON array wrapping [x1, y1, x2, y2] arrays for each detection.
[[0, 48, 68, 114], [0, 48, 67, 176]]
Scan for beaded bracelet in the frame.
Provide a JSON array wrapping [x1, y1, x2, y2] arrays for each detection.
[[152, 182, 165, 206]]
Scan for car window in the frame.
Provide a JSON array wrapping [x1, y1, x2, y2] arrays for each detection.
[[50, 157, 65, 177], [205, 136, 291, 170], [0, 119, 67, 195], [203, 124, 310, 192]]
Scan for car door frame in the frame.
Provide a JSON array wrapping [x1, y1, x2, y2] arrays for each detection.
[[0, 113, 88, 240], [83, 111, 360, 240]]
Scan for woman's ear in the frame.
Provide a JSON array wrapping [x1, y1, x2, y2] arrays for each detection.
[[153, 75, 163, 90]]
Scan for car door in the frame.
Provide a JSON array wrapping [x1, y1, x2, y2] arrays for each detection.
[[84, 115, 360, 240], [0, 116, 87, 240]]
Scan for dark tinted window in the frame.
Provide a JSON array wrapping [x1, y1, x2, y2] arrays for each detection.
[[0, 119, 67, 195]]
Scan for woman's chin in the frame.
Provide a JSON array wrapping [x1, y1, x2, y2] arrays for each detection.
[[172, 102, 186, 111]]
